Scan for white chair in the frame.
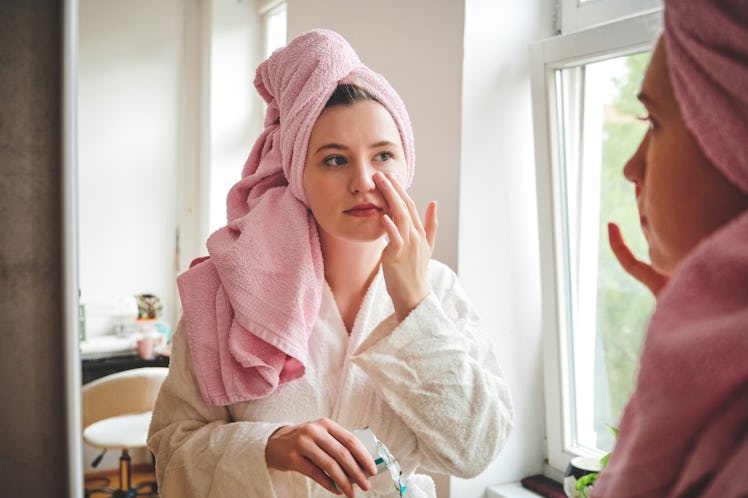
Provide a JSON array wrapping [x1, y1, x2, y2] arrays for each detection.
[[82, 367, 168, 498]]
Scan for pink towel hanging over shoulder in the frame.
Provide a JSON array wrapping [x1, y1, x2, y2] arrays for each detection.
[[176, 29, 415, 406]]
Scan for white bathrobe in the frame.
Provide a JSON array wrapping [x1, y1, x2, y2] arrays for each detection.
[[148, 260, 513, 497]]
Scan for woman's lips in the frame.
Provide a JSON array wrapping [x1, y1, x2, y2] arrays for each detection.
[[344, 203, 382, 217]]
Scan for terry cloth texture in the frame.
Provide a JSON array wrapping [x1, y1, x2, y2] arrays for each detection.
[[665, 0, 748, 194], [150, 261, 514, 497], [591, 212, 748, 498]]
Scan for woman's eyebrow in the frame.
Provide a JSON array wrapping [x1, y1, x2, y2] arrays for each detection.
[[370, 140, 398, 148], [314, 140, 398, 154], [314, 143, 347, 154]]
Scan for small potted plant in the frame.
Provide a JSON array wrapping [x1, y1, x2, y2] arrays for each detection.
[[134, 293, 163, 359], [135, 293, 163, 321], [564, 426, 618, 498]]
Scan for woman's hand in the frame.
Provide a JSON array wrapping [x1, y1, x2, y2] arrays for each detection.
[[608, 222, 668, 297], [374, 171, 438, 322], [265, 418, 377, 497]]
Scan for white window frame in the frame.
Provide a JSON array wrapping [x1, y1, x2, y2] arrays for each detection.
[[258, 0, 287, 59], [558, 0, 662, 34], [530, 8, 662, 475]]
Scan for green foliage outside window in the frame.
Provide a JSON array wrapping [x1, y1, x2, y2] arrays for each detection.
[[593, 52, 655, 451]]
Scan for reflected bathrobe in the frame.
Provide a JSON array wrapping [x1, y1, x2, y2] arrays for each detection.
[[147, 260, 513, 497]]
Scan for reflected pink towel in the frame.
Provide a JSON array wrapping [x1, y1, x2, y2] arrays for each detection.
[[177, 30, 414, 406], [665, 0, 748, 195], [591, 213, 748, 497]]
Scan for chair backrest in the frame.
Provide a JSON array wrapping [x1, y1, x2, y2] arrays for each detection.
[[81, 367, 168, 429]]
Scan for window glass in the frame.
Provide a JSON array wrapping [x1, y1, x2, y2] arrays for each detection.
[[263, 3, 287, 59], [555, 51, 655, 453]]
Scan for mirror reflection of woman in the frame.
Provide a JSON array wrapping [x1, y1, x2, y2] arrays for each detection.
[[148, 30, 513, 498], [598, 1, 748, 496]]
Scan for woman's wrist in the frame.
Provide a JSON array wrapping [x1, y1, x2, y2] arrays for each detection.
[[392, 287, 429, 322]]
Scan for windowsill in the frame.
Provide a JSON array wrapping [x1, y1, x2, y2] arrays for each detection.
[[487, 474, 566, 498], [486, 483, 543, 498]]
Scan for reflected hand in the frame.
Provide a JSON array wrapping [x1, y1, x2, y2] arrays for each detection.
[[265, 418, 376, 498], [607, 222, 668, 297], [374, 171, 438, 322]]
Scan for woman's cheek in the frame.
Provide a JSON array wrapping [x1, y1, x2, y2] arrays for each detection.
[[386, 162, 407, 185]]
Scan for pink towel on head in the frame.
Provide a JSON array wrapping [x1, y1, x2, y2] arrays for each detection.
[[177, 29, 415, 406], [665, 0, 748, 194]]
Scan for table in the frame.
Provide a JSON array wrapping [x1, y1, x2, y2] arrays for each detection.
[[81, 353, 169, 384]]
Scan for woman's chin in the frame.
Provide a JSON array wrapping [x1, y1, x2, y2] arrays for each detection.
[[347, 231, 387, 245], [648, 247, 674, 278], [322, 228, 387, 246]]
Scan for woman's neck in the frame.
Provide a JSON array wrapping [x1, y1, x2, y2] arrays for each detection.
[[319, 233, 384, 332]]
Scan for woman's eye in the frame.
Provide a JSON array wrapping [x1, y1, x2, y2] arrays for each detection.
[[636, 114, 658, 132], [375, 151, 392, 162], [323, 155, 347, 167]]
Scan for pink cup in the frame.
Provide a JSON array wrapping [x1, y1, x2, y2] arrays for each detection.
[[136, 335, 156, 360]]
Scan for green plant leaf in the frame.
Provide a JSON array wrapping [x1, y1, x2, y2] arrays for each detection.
[[576, 472, 598, 491], [607, 425, 620, 438]]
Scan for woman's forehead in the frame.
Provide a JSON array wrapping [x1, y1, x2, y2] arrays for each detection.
[[640, 39, 672, 110], [309, 101, 403, 148]]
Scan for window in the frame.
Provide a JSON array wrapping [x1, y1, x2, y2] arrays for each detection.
[[558, 0, 662, 34], [259, 1, 287, 58], [530, 9, 662, 473]]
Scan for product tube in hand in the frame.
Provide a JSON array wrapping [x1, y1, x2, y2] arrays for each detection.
[[352, 427, 407, 497]]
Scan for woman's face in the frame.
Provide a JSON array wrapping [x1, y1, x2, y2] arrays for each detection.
[[303, 100, 407, 245], [623, 38, 748, 275]]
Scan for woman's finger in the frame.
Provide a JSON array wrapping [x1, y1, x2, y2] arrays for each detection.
[[382, 214, 404, 251], [608, 222, 668, 296], [385, 172, 425, 234], [323, 424, 376, 488], [292, 457, 342, 495], [424, 201, 438, 254], [302, 446, 355, 497], [267, 425, 347, 495], [322, 420, 376, 476], [265, 420, 373, 498], [374, 172, 410, 238]]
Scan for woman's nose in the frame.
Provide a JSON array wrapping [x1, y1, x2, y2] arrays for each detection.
[[623, 130, 649, 187], [350, 161, 376, 193]]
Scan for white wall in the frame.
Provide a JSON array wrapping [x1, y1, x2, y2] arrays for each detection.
[[79, 0, 264, 329], [207, 0, 265, 236], [458, 0, 553, 495], [287, 0, 464, 271], [79, 0, 181, 330]]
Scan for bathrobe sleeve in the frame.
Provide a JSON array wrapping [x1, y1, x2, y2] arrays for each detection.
[[351, 260, 514, 478], [147, 322, 287, 498]]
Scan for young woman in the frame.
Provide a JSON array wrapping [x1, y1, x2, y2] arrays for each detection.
[[596, 1, 748, 496], [147, 30, 513, 498]]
